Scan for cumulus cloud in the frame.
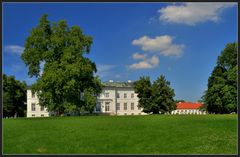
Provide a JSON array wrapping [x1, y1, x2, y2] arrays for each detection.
[[96, 64, 116, 79], [4, 45, 24, 55], [132, 35, 184, 57], [129, 55, 159, 70], [132, 53, 147, 60], [149, 55, 159, 66], [158, 2, 236, 25]]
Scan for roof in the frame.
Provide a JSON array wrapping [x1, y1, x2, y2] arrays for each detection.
[[102, 81, 134, 88], [176, 102, 203, 109]]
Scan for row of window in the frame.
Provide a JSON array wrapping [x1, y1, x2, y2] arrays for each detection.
[[31, 114, 45, 117], [31, 91, 136, 99], [175, 110, 202, 113], [117, 102, 140, 110], [105, 93, 135, 98], [123, 113, 141, 115], [96, 102, 141, 112], [31, 103, 45, 111]]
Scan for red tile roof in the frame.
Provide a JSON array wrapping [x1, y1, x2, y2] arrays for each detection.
[[176, 102, 203, 109]]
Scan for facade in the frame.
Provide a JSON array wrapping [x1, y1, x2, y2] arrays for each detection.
[[27, 90, 49, 117], [171, 102, 206, 115], [27, 80, 146, 117]]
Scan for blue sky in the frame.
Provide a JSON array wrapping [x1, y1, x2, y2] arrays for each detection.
[[3, 2, 237, 102]]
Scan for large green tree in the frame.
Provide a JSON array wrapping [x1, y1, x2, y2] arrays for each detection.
[[134, 76, 153, 113], [21, 14, 102, 115], [3, 74, 27, 117], [203, 42, 237, 114], [152, 75, 176, 114], [134, 75, 175, 114]]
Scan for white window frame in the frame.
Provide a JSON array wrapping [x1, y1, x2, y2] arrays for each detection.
[[116, 103, 120, 110], [31, 103, 36, 111], [124, 103, 127, 110], [131, 103, 134, 110], [105, 93, 109, 98]]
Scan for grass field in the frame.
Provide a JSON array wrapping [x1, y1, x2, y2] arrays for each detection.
[[3, 114, 237, 154]]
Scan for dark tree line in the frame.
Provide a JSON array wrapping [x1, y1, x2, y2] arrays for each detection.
[[3, 74, 27, 117]]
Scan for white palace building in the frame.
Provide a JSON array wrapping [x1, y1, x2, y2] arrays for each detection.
[[27, 80, 147, 117], [27, 80, 206, 117]]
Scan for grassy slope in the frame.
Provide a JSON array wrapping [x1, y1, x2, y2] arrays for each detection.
[[3, 115, 237, 154]]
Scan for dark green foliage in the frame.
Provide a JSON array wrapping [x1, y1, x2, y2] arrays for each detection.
[[21, 14, 102, 115], [134, 75, 175, 114], [152, 75, 176, 114], [203, 43, 237, 114], [133, 76, 152, 113], [3, 74, 27, 117]]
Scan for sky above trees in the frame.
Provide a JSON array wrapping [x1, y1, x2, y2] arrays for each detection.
[[3, 2, 237, 102]]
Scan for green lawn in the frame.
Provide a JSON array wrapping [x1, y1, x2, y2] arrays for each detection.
[[3, 114, 237, 154]]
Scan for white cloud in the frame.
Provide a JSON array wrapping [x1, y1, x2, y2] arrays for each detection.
[[4, 45, 24, 55], [158, 2, 236, 25], [132, 35, 184, 57], [129, 55, 159, 70], [129, 61, 153, 69], [150, 55, 159, 66], [96, 64, 116, 79], [132, 53, 147, 60]]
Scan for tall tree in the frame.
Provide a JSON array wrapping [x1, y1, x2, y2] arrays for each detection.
[[203, 42, 237, 114], [134, 76, 152, 113], [134, 75, 175, 114], [21, 14, 102, 115], [152, 75, 176, 114], [3, 74, 27, 117]]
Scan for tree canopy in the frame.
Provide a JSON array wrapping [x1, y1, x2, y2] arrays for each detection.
[[3, 74, 27, 117], [203, 42, 237, 114], [21, 14, 102, 115], [134, 75, 176, 114]]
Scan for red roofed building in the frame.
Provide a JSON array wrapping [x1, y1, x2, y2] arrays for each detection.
[[171, 102, 207, 115]]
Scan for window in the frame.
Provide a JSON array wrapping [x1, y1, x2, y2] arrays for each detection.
[[131, 103, 134, 110], [96, 103, 101, 112], [105, 102, 110, 112], [31, 91, 35, 98], [131, 93, 134, 98], [31, 103, 36, 111], [41, 114, 44, 117], [124, 93, 127, 98], [32, 114, 35, 117], [138, 113, 141, 115], [105, 93, 109, 98], [116, 103, 120, 110], [117, 93, 120, 98], [131, 113, 134, 115], [40, 106, 44, 111], [124, 103, 127, 110], [124, 113, 127, 115]]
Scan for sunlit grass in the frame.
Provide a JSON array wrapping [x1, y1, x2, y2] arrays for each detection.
[[3, 114, 237, 154]]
